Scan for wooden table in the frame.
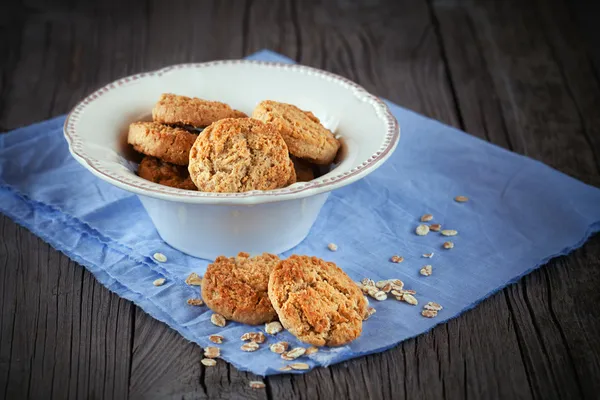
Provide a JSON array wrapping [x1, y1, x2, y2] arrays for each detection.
[[1, 0, 599, 399]]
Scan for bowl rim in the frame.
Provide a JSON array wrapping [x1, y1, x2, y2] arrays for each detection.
[[63, 59, 400, 205]]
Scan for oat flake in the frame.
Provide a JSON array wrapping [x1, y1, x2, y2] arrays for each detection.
[[201, 358, 216, 367], [209, 335, 224, 344], [425, 302, 443, 311], [441, 229, 458, 236], [416, 224, 430, 236], [420, 265, 433, 276], [391, 255, 404, 263], [422, 309, 438, 318], [443, 241, 454, 249], [265, 321, 283, 335], [153, 252, 167, 262], [249, 381, 266, 389], [421, 214, 433, 222], [187, 298, 204, 306], [153, 278, 165, 286], [430, 224, 442, 232], [290, 363, 310, 370], [185, 272, 203, 286], [423, 252, 434, 258], [327, 243, 338, 251], [211, 313, 226, 327], [241, 342, 259, 352], [270, 342, 289, 354], [455, 195, 469, 202]]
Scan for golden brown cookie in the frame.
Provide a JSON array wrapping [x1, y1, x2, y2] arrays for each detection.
[[188, 118, 296, 193], [152, 93, 247, 128], [252, 100, 340, 165], [268, 255, 367, 347], [128, 121, 197, 166], [137, 156, 197, 190], [291, 156, 315, 182], [202, 252, 280, 325]]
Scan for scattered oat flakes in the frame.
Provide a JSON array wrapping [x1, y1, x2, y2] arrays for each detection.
[[455, 195, 469, 203], [211, 313, 226, 327], [153, 252, 167, 262], [420, 265, 433, 276], [241, 332, 265, 343], [441, 229, 458, 236], [204, 346, 220, 358], [201, 358, 217, 367], [391, 255, 404, 263], [421, 309, 438, 318], [187, 298, 204, 306], [443, 241, 454, 249], [373, 291, 387, 301], [270, 342, 289, 354], [421, 213, 434, 222], [279, 365, 293, 371], [305, 346, 319, 356], [424, 301, 443, 311], [290, 363, 310, 370], [416, 224, 430, 236], [282, 347, 306, 360], [153, 278, 166, 286], [209, 335, 224, 344], [402, 293, 418, 305], [430, 224, 442, 232], [423, 252, 434, 258], [265, 321, 283, 335], [390, 279, 404, 288], [381, 283, 392, 293], [249, 381, 266, 389], [185, 272, 202, 286], [241, 342, 260, 352], [327, 243, 338, 251], [364, 306, 376, 320]]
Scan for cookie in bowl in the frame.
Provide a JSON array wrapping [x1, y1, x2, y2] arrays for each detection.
[[188, 118, 296, 193], [202, 252, 280, 325], [137, 156, 197, 190], [252, 100, 340, 165], [153, 93, 247, 128], [127, 121, 197, 166], [268, 255, 367, 346]]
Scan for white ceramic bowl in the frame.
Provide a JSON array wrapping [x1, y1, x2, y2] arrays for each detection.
[[63, 60, 400, 260]]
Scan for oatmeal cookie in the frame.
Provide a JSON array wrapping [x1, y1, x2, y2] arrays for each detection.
[[202, 252, 280, 325], [268, 255, 367, 347], [128, 121, 197, 166], [152, 93, 247, 128], [137, 156, 196, 190], [252, 100, 340, 165], [188, 118, 296, 193]]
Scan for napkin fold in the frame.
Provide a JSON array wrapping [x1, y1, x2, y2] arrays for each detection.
[[1, 50, 599, 376]]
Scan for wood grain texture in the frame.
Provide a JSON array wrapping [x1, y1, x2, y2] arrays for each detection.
[[1, 0, 599, 399]]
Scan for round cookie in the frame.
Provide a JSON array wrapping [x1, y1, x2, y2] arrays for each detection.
[[152, 93, 247, 128], [128, 121, 197, 166], [252, 100, 340, 165], [268, 255, 367, 347], [188, 118, 296, 193], [137, 156, 197, 190], [202, 252, 280, 325]]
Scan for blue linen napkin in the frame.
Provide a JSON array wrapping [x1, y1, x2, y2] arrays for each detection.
[[1, 50, 600, 377]]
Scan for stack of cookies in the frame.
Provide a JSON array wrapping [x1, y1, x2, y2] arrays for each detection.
[[202, 253, 367, 347], [128, 94, 341, 192]]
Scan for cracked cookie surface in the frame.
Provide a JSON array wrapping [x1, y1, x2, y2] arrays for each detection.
[[202, 252, 280, 325], [188, 118, 296, 193], [252, 100, 340, 165], [152, 93, 247, 128], [137, 156, 197, 190], [268, 255, 367, 346], [127, 121, 197, 166]]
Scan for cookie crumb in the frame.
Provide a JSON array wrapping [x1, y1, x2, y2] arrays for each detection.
[[443, 241, 454, 249], [249, 381, 266, 389], [422, 253, 434, 258], [420, 214, 433, 222], [209, 335, 224, 344], [430, 224, 442, 232], [420, 265, 433, 276], [455, 195, 469, 203], [390, 255, 404, 263], [187, 298, 204, 306], [327, 243, 338, 251], [185, 272, 203, 286], [416, 224, 430, 236], [201, 358, 217, 367], [211, 313, 226, 327], [153, 278, 166, 286], [153, 252, 167, 262], [265, 321, 283, 335], [441, 229, 458, 236]]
